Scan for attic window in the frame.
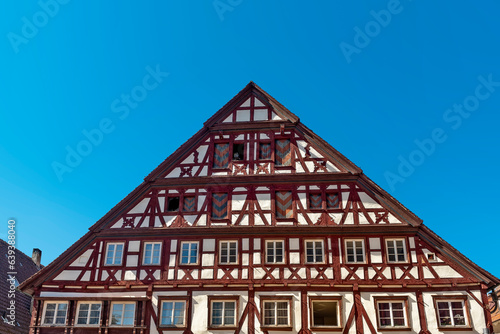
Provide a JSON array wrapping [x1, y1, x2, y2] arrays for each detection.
[[167, 197, 180, 211], [426, 253, 436, 261], [233, 143, 244, 160]]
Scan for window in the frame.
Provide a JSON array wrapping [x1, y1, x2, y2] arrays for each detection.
[[309, 193, 322, 209], [209, 298, 238, 328], [345, 239, 365, 263], [167, 197, 180, 211], [42, 302, 68, 325], [212, 193, 228, 219], [76, 302, 101, 326], [375, 299, 408, 329], [219, 241, 238, 264], [105, 243, 124, 265], [262, 299, 291, 328], [275, 139, 291, 166], [233, 143, 244, 160], [183, 196, 196, 212], [259, 142, 271, 160], [180, 241, 198, 265], [310, 298, 341, 329], [305, 240, 324, 263], [143, 242, 161, 265], [326, 192, 340, 209], [213, 142, 230, 168], [386, 239, 407, 263], [160, 300, 186, 328], [434, 297, 469, 328], [110, 302, 135, 326], [266, 241, 284, 264], [275, 191, 293, 219]]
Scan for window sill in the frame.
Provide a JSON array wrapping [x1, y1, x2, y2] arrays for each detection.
[[260, 326, 293, 331], [159, 326, 188, 330], [436, 327, 472, 331], [310, 326, 343, 332], [208, 326, 238, 330], [377, 327, 412, 331]]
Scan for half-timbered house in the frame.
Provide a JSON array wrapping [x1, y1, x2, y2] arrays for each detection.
[[19, 82, 499, 334]]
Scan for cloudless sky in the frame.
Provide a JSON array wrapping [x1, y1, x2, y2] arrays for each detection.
[[1, 1, 499, 279]]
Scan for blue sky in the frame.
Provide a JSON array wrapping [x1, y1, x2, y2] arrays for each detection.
[[1, 1, 499, 278]]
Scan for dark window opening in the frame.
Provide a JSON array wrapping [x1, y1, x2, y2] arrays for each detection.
[[167, 197, 180, 211], [233, 143, 244, 160]]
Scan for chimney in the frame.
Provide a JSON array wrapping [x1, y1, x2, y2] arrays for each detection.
[[32, 248, 42, 269]]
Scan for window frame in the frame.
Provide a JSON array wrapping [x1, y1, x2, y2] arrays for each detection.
[[41, 301, 68, 326], [109, 301, 136, 327], [432, 296, 471, 329], [385, 238, 408, 263], [304, 239, 326, 264], [344, 239, 366, 264], [75, 301, 102, 326], [265, 240, 285, 265], [374, 297, 411, 331], [142, 242, 162, 266], [179, 241, 199, 266], [208, 296, 239, 329], [104, 242, 125, 266], [309, 296, 342, 330], [260, 296, 293, 330], [219, 240, 239, 265], [158, 297, 188, 329]]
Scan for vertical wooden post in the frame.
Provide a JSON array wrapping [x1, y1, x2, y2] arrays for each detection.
[[480, 284, 494, 334], [353, 285, 363, 334], [248, 288, 255, 334], [416, 290, 430, 334]]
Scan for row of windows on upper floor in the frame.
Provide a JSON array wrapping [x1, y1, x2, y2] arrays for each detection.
[[39, 295, 471, 331], [103, 237, 426, 267], [212, 138, 294, 168], [164, 189, 341, 215]]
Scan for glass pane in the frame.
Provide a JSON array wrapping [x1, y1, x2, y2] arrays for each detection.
[[111, 304, 123, 325], [312, 301, 338, 327]]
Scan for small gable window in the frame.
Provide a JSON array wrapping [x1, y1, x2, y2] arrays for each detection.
[[212, 193, 228, 219], [232, 143, 244, 160], [167, 197, 180, 211], [275, 139, 291, 166], [259, 142, 272, 160], [213, 143, 230, 169]]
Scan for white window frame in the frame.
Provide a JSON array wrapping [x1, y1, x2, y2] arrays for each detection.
[[41, 301, 68, 326], [376, 300, 408, 328], [435, 299, 469, 327], [385, 238, 407, 263], [265, 240, 285, 264], [209, 299, 237, 328], [310, 298, 341, 329], [75, 302, 102, 326], [345, 239, 365, 263], [305, 240, 325, 264], [143, 242, 162, 265], [179, 241, 199, 265], [110, 302, 135, 327], [160, 300, 187, 328], [105, 242, 124, 266], [219, 241, 238, 264], [262, 299, 291, 327]]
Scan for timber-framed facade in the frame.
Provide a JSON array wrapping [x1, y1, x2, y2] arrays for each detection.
[[20, 82, 499, 334]]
